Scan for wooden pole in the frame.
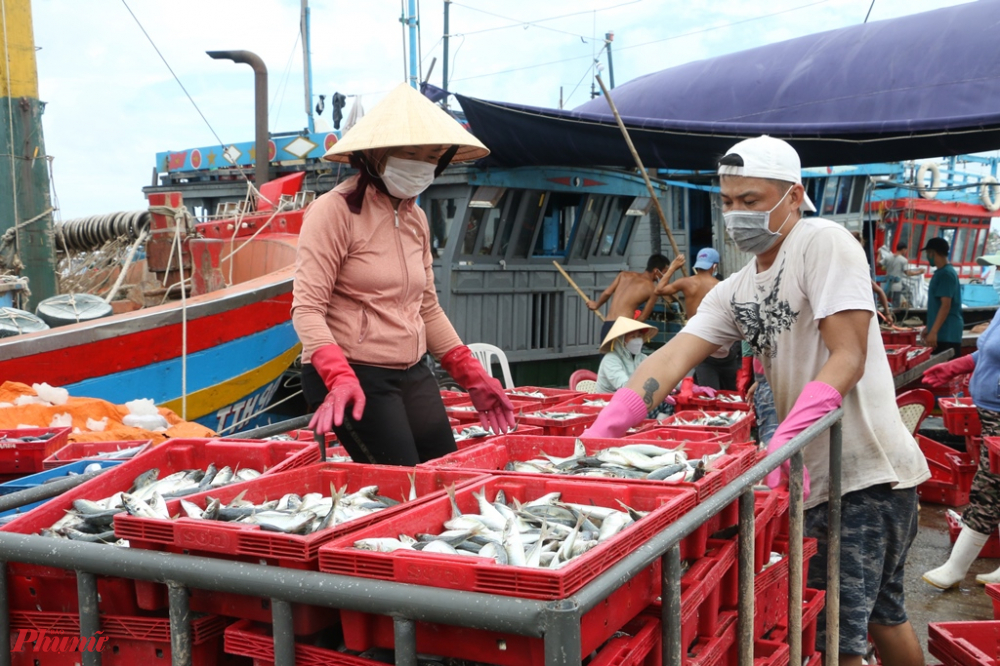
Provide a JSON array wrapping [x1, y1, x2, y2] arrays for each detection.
[[553, 261, 605, 321], [595, 75, 688, 277]]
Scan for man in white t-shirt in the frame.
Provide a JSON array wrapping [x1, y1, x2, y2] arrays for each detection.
[[582, 136, 930, 666], [884, 242, 923, 308]]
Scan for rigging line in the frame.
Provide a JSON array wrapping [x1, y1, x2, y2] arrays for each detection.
[[120, 0, 225, 147], [863, 0, 876, 23], [452, 0, 831, 82], [565, 44, 608, 107], [449, 34, 466, 83], [270, 29, 302, 126], [421, 36, 443, 65], [449, 0, 642, 39], [1, 0, 19, 254]]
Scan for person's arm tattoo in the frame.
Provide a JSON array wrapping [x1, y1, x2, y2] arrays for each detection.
[[641, 377, 660, 410]]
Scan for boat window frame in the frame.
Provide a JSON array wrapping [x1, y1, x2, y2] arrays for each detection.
[[503, 190, 548, 263], [457, 188, 518, 259], [531, 191, 586, 260]]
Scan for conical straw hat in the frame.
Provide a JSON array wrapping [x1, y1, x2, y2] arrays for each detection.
[[323, 83, 489, 164], [600, 317, 658, 354]]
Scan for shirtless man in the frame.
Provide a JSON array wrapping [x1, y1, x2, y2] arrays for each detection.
[[656, 247, 740, 390], [588, 254, 669, 342]]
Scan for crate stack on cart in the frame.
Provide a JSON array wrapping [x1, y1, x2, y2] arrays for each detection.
[[0, 385, 825, 666]]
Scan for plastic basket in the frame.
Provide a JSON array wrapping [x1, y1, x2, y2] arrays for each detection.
[[941, 397, 982, 437], [505, 386, 582, 405], [445, 396, 544, 422], [0, 427, 72, 475], [905, 346, 934, 370], [984, 437, 1000, 475], [986, 584, 1000, 620], [320, 474, 695, 599], [928, 620, 1000, 666], [656, 410, 754, 444], [1, 438, 318, 614], [548, 393, 615, 412], [773, 587, 827, 661], [451, 423, 544, 448], [917, 434, 977, 506], [116, 463, 489, 565], [9, 610, 226, 666], [626, 427, 730, 444], [881, 328, 920, 346], [689, 611, 738, 666], [883, 344, 910, 375], [42, 439, 152, 470], [0, 460, 126, 525], [514, 411, 598, 437]]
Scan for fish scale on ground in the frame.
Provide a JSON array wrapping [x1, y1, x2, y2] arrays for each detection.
[[502, 438, 726, 482], [353, 486, 643, 569], [38, 463, 262, 544]]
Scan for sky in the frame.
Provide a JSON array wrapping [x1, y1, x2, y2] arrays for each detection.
[[29, 0, 972, 219]]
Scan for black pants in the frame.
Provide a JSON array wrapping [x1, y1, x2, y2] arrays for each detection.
[[934, 341, 963, 360], [694, 343, 741, 391], [301, 360, 456, 466], [600, 319, 615, 344]]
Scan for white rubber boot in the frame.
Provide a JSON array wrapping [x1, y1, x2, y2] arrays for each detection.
[[923, 526, 990, 589], [977, 531, 1000, 584]]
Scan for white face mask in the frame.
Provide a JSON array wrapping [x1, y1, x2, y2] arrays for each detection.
[[380, 156, 437, 199], [722, 186, 793, 255], [625, 337, 645, 356]]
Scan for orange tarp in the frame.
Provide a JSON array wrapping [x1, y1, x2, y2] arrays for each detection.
[[0, 381, 215, 444]]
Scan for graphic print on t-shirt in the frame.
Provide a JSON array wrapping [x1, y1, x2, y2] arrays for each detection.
[[730, 262, 800, 359]]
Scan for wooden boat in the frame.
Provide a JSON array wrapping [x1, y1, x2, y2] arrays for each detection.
[[0, 174, 309, 433]]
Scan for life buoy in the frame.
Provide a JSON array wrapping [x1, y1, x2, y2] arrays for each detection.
[[917, 162, 941, 199], [981, 176, 1000, 212]]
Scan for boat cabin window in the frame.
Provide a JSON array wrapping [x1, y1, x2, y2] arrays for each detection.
[[955, 227, 970, 264], [428, 197, 458, 257], [533, 192, 583, 258], [941, 228, 956, 258], [572, 195, 608, 260], [821, 177, 839, 215], [849, 179, 866, 214], [459, 189, 523, 258], [511, 192, 548, 259], [597, 197, 630, 256]]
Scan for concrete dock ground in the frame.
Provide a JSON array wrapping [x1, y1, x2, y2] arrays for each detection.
[[904, 502, 995, 662]]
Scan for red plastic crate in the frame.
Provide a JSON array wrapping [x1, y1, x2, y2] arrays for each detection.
[[942, 398, 982, 437], [905, 346, 934, 370], [0, 428, 71, 475], [626, 427, 731, 444], [9, 610, 226, 666], [883, 344, 910, 375], [451, 423, 544, 448], [929, 620, 1000, 666], [917, 434, 977, 506], [338, 561, 659, 666], [772, 588, 827, 661], [506, 386, 583, 405], [42, 439, 152, 470], [116, 463, 489, 565], [881, 328, 920, 346], [656, 411, 753, 444], [548, 393, 616, 411], [690, 611, 738, 666], [1, 438, 319, 614], [515, 410, 598, 437], [948, 511, 1000, 558], [985, 437, 1000, 474], [987, 584, 1000, 620], [676, 390, 752, 414], [721, 537, 819, 639], [320, 475, 696, 599], [753, 638, 791, 666], [445, 396, 544, 422]]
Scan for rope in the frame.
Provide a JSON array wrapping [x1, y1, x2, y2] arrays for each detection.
[[172, 208, 189, 420], [1, 0, 19, 256], [215, 389, 304, 436], [104, 228, 148, 303], [7, 206, 54, 232]]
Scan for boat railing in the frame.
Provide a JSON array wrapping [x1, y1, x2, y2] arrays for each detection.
[[0, 409, 844, 666]]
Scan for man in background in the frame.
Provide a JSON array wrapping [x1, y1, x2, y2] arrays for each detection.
[[921, 237, 964, 356], [884, 241, 924, 309], [656, 247, 740, 389], [588, 254, 670, 342]]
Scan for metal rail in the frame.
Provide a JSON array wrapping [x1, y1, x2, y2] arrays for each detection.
[[0, 408, 844, 666]]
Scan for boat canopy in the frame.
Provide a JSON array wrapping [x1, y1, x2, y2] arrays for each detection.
[[457, 1, 1000, 170]]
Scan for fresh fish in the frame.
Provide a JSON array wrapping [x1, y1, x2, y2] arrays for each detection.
[[121, 493, 161, 519], [253, 510, 317, 534], [210, 466, 234, 487], [355, 538, 414, 553], [197, 464, 217, 492], [180, 500, 203, 519], [90, 444, 147, 460]]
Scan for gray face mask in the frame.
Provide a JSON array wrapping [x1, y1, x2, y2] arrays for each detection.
[[722, 186, 793, 255]]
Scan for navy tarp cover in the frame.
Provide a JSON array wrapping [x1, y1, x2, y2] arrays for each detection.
[[457, 1, 1000, 169]]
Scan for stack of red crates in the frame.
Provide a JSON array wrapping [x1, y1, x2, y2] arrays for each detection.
[[929, 620, 1000, 665], [917, 434, 977, 506]]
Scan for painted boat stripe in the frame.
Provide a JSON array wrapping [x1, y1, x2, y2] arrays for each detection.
[[0, 293, 292, 386], [64, 323, 300, 404], [161, 345, 301, 420]]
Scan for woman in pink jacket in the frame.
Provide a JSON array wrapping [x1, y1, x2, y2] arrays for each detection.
[[292, 84, 514, 465]]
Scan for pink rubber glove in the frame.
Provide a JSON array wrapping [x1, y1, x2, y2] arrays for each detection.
[[309, 345, 366, 435], [580, 388, 649, 439], [922, 354, 976, 388], [440, 346, 516, 434], [691, 385, 717, 398], [763, 381, 843, 499]]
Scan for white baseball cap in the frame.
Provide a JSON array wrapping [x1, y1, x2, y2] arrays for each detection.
[[718, 135, 817, 213]]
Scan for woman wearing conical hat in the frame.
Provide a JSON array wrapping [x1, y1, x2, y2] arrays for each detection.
[[292, 84, 514, 465], [596, 317, 658, 394]]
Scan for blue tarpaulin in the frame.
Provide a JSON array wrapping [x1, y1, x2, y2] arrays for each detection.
[[457, 1, 1000, 169]]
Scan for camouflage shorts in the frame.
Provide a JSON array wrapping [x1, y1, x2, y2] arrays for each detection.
[[961, 408, 1000, 535], [804, 484, 919, 656]]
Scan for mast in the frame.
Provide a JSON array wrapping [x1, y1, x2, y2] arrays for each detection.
[[442, 0, 450, 107], [406, 0, 418, 89], [605, 32, 615, 89], [301, 0, 315, 133], [0, 0, 57, 307]]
